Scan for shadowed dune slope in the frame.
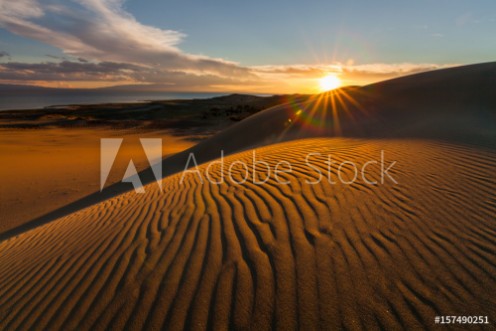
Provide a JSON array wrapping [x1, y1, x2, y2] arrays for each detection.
[[3, 62, 494, 241], [114, 61, 496, 186], [171, 61, 496, 164], [1, 138, 495, 330]]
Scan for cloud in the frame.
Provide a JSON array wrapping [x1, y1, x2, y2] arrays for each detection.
[[248, 62, 458, 91], [340, 62, 455, 76], [0, 0, 44, 19], [0, 59, 457, 92], [252, 64, 342, 76], [253, 62, 454, 76], [0, 50, 10, 58], [0, 0, 458, 92], [0, 60, 261, 91], [0, 0, 251, 77], [252, 62, 456, 83], [0, 60, 143, 81]]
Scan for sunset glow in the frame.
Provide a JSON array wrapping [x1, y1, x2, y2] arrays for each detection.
[[0, 1, 491, 92], [319, 74, 342, 92]]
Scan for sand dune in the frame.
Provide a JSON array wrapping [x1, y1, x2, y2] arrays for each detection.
[[0, 128, 195, 233], [1, 138, 495, 330], [175, 62, 496, 161], [1, 63, 495, 330], [9, 62, 493, 237]]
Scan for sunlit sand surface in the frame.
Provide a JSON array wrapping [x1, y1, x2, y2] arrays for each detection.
[[0, 63, 495, 330], [0, 138, 495, 329], [0, 128, 194, 233]]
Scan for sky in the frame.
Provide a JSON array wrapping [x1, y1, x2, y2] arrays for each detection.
[[0, 0, 494, 93]]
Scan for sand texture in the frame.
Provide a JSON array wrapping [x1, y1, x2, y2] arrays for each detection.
[[0, 63, 495, 330], [1, 139, 495, 330], [0, 128, 194, 233]]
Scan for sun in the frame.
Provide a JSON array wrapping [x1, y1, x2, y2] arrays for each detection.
[[319, 74, 341, 92]]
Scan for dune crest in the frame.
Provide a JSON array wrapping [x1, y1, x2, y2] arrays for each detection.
[[1, 138, 495, 330], [5, 62, 494, 241]]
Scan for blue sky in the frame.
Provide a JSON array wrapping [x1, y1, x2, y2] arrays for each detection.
[[125, 0, 496, 65], [0, 0, 494, 92]]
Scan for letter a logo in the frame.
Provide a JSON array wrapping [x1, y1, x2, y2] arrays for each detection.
[[100, 138, 163, 193]]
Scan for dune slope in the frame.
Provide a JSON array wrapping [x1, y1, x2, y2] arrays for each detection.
[[6, 62, 494, 241], [1, 138, 495, 330]]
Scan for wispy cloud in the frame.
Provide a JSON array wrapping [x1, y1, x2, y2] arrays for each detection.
[[0, 0, 250, 77], [340, 62, 455, 75], [250, 62, 457, 88], [0, 50, 10, 59], [254, 62, 454, 76], [0, 60, 260, 90], [0, 0, 458, 92], [252, 64, 342, 76], [0, 60, 143, 82], [0, 59, 457, 92]]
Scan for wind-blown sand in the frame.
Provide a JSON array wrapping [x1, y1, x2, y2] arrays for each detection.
[[0, 63, 495, 330]]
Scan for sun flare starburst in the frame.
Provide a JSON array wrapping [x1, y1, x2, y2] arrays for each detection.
[[319, 74, 341, 92]]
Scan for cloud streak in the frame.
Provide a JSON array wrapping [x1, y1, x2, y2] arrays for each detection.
[[0, 60, 261, 90], [0, 0, 250, 77], [250, 62, 457, 89], [0, 59, 457, 92], [0, 50, 11, 59], [0, 0, 458, 92], [254, 63, 455, 76], [0, 60, 143, 82]]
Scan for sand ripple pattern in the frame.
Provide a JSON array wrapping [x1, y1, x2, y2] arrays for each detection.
[[1, 138, 495, 330]]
